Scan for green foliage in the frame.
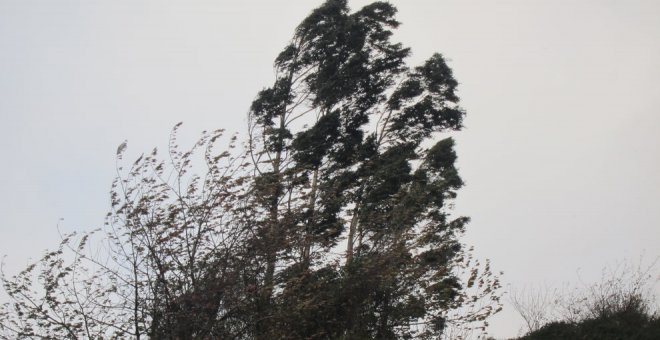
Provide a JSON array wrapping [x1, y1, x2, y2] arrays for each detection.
[[519, 307, 660, 340], [246, 1, 501, 338]]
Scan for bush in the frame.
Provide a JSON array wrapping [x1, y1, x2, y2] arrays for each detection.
[[520, 306, 660, 340], [513, 258, 660, 340]]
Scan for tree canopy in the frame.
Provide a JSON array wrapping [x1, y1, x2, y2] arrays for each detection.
[[0, 1, 501, 339]]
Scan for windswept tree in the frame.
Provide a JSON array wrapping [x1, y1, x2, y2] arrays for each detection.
[[245, 0, 500, 338], [1, 127, 255, 339], [0, 1, 501, 339]]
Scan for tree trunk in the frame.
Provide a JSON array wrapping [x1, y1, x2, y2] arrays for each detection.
[[302, 167, 319, 267]]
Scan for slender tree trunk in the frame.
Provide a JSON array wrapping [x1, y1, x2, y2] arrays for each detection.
[[255, 37, 306, 339], [258, 75, 291, 340], [263, 118, 283, 291], [134, 263, 141, 340], [260, 110, 285, 336], [346, 205, 359, 262], [302, 167, 319, 267]]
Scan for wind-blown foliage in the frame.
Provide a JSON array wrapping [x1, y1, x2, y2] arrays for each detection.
[[0, 1, 501, 339], [1, 127, 254, 339], [511, 259, 660, 340]]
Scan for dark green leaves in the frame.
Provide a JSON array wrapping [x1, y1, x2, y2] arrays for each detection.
[[292, 110, 340, 168], [388, 54, 465, 144]]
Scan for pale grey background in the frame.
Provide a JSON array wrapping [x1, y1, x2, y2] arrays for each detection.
[[1, 0, 659, 337]]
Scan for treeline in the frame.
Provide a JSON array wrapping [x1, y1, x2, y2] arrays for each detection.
[[0, 1, 501, 339]]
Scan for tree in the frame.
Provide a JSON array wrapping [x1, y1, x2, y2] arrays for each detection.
[[0, 1, 501, 339], [246, 1, 501, 338], [1, 127, 254, 339]]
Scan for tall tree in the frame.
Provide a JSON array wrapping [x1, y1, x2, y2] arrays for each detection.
[[246, 1, 501, 338]]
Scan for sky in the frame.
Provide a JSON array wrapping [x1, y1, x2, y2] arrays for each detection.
[[1, 0, 659, 338]]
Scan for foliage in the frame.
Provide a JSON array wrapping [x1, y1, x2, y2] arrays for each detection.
[[511, 259, 660, 340], [0, 1, 502, 339], [518, 304, 660, 340], [1, 127, 252, 339]]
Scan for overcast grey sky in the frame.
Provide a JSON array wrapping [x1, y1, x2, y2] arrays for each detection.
[[1, 0, 659, 337]]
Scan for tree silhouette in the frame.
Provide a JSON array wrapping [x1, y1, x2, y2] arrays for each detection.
[[0, 1, 501, 339]]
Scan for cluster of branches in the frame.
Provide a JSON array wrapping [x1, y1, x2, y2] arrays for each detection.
[[1, 126, 252, 339], [0, 1, 502, 339]]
